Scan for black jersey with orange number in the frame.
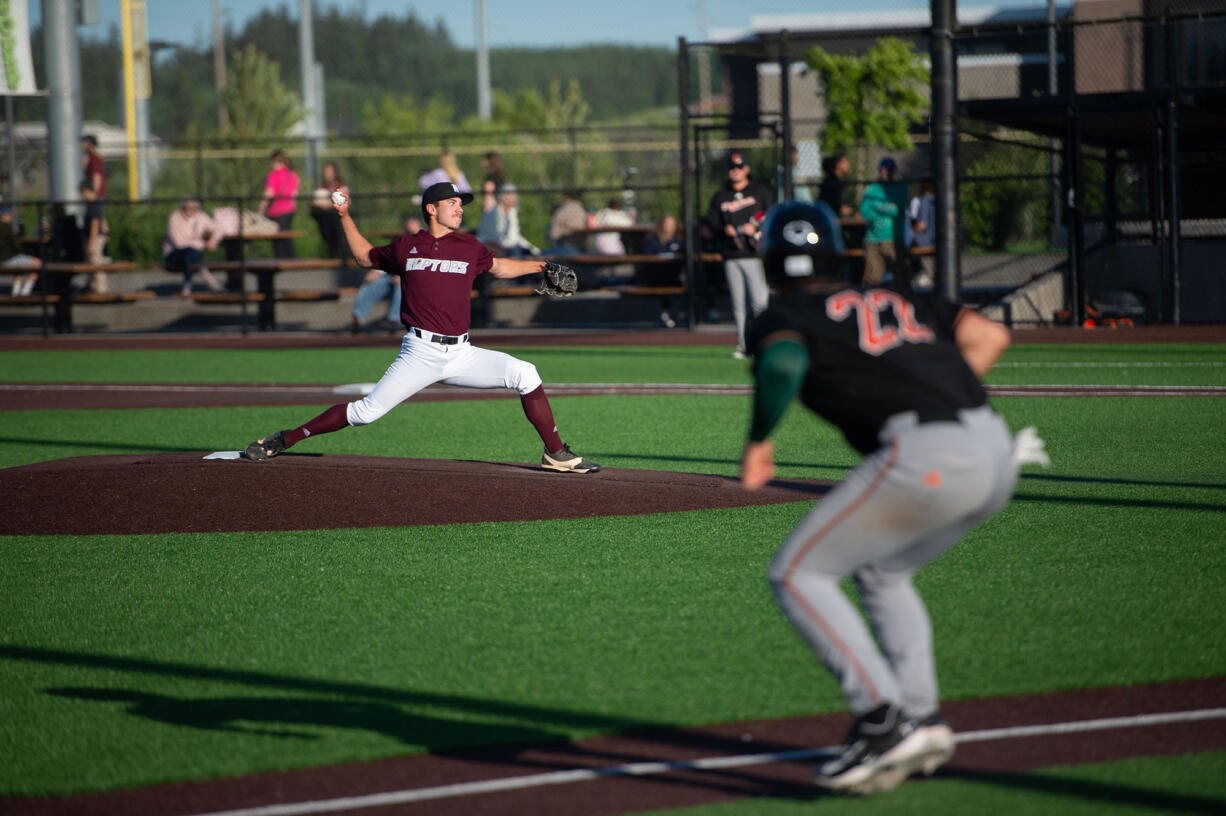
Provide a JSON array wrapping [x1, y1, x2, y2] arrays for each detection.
[[747, 285, 987, 454]]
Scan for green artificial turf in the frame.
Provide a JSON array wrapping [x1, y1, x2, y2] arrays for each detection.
[[1, 342, 1225, 798]]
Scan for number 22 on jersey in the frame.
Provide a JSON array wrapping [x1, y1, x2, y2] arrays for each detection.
[[826, 289, 936, 356]]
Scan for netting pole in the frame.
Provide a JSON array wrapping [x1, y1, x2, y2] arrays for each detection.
[[679, 36, 697, 331], [930, 0, 961, 302]]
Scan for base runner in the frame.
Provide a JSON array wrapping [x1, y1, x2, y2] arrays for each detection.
[[741, 200, 1046, 794], [242, 181, 599, 474]]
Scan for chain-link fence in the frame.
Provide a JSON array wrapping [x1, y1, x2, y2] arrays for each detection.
[[681, 5, 1226, 325], [5, 7, 1224, 330]]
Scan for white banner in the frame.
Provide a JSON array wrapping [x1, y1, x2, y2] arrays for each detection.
[[0, 0, 39, 95]]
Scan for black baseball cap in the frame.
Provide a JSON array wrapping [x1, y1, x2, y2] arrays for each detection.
[[421, 181, 474, 208], [727, 152, 748, 169]]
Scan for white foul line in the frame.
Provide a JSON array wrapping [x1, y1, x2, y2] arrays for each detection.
[[185, 707, 1226, 816]]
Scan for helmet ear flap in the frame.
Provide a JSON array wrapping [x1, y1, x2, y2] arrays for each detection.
[[759, 200, 846, 286]]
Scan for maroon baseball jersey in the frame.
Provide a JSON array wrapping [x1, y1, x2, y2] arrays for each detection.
[[84, 153, 107, 197], [368, 230, 493, 336], [748, 286, 987, 454]]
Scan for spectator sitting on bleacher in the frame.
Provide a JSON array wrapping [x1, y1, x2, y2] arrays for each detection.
[[476, 183, 538, 258], [544, 190, 589, 255], [642, 212, 685, 329], [591, 196, 635, 255], [1, 204, 42, 296], [163, 197, 224, 297]]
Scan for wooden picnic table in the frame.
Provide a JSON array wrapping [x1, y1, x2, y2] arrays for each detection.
[[9, 261, 142, 333], [190, 257, 343, 331]]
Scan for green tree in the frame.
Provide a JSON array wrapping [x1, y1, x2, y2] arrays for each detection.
[[806, 37, 929, 179], [492, 78, 591, 133], [221, 44, 302, 142]]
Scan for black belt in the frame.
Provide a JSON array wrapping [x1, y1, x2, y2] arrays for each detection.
[[412, 327, 468, 345], [914, 408, 962, 424]]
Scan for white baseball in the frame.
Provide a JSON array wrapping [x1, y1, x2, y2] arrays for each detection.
[[331, 191, 348, 207]]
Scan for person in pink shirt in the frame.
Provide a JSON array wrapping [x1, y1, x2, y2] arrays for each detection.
[[257, 149, 300, 257]]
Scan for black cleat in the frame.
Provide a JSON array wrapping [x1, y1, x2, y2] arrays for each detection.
[[243, 431, 287, 461]]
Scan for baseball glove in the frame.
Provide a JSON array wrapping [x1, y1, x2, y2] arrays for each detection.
[[536, 261, 578, 297]]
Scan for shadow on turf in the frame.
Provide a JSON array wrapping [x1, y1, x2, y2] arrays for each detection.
[[12, 645, 819, 801], [45, 687, 556, 749]]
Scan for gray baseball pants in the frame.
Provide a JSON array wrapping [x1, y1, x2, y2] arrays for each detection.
[[767, 406, 1018, 719]]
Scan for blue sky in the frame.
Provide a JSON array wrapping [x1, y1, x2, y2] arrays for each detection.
[[65, 0, 939, 50]]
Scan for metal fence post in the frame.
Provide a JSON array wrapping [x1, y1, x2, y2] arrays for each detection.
[[678, 36, 697, 331], [931, 0, 961, 302]]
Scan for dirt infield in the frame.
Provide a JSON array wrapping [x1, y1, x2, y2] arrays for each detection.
[[4, 676, 1223, 816], [0, 453, 832, 536]]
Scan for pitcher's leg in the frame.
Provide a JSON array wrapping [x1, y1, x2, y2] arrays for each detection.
[[347, 338, 442, 426]]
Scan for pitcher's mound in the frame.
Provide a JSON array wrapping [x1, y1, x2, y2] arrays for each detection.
[[0, 453, 831, 535]]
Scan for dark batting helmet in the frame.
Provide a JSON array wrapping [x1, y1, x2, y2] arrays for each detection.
[[758, 200, 846, 286]]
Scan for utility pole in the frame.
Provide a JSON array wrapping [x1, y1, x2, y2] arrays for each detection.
[[696, 0, 710, 112], [44, 0, 84, 205], [299, 0, 317, 181], [476, 0, 491, 119], [213, 0, 229, 130]]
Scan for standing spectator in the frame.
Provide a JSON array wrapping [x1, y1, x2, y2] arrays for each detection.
[[1, 204, 42, 295], [350, 215, 423, 333], [642, 212, 685, 328], [476, 183, 538, 257], [706, 152, 773, 359], [257, 149, 300, 258], [818, 152, 853, 218], [418, 150, 472, 194], [481, 151, 507, 191], [310, 161, 351, 260], [908, 179, 936, 288], [859, 157, 912, 293], [479, 152, 508, 216], [81, 135, 111, 293], [163, 197, 224, 297], [544, 190, 589, 255], [81, 135, 109, 260]]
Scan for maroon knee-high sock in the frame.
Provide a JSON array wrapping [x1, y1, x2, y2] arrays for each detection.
[[520, 386, 564, 452], [284, 403, 350, 448]]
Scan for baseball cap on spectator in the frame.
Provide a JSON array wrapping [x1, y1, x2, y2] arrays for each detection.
[[500, 182, 518, 193], [0, 204, 13, 216], [728, 153, 748, 169], [879, 157, 897, 170]]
